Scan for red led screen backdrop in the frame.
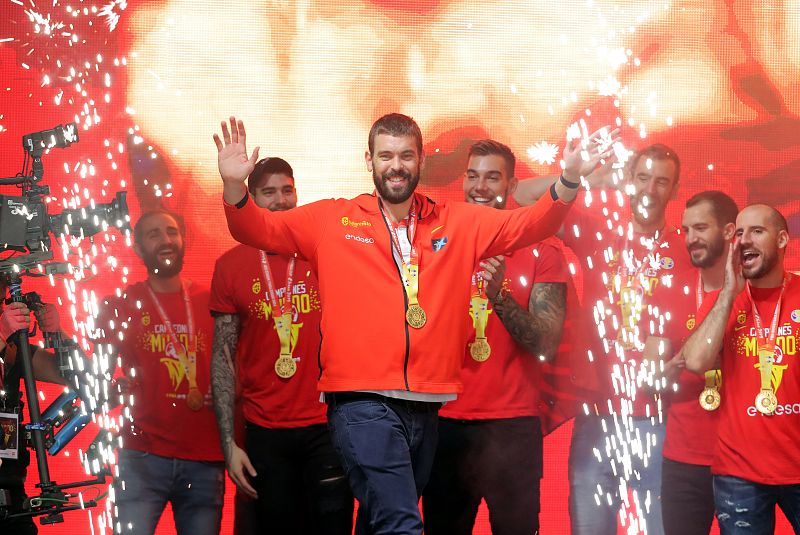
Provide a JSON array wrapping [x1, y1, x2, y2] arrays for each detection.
[[1, 0, 799, 533]]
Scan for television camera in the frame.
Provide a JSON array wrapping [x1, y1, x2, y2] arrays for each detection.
[[0, 123, 130, 525]]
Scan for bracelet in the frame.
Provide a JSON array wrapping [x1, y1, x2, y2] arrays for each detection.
[[559, 173, 580, 189]]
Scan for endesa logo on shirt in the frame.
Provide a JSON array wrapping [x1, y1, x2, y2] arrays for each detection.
[[746, 402, 800, 417]]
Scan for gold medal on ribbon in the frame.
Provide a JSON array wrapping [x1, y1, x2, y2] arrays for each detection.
[[755, 389, 778, 415], [699, 388, 720, 411], [406, 303, 427, 329], [186, 387, 204, 411], [275, 355, 297, 379], [698, 369, 721, 411], [470, 338, 491, 362]]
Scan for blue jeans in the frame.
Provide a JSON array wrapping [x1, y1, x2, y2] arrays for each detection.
[[115, 449, 225, 535], [326, 393, 440, 535], [568, 414, 665, 535], [714, 475, 800, 534]]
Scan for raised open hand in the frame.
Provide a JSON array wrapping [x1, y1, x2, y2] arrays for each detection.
[[562, 126, 620, 184], [724, 237, 746, 296], [213, 117, 260, 185]]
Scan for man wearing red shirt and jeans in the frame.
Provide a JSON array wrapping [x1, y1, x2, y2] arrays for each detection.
[[684, 203, 800, 533], [518, 144, 696, 534], [209, 157, 352, 534], [213, 114, 599, 534], [422, 140, 571, 534], [661, 191, 738, 535], [100, 211, 224, 535]]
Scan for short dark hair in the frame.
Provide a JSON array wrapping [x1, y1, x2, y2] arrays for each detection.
[[630, 143, 681, 184], [247, 157, 294, 195], [468, 139, 516, 177], [685, 191, 738, 226], [768, 206, 789, 233], [133, 209, 186, 246], [368, 113, 423, 155]]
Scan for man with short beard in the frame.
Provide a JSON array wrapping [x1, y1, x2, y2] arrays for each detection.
[[661, 191, 738, 535], [98, 210, 224, 535], [422, 140, 574, 534], [209, 157, 353, 535], [214, 114, 596, 534], [683, 204, 800, 534]]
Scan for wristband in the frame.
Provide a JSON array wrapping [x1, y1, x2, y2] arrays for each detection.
[[559, 174, 580, 189]]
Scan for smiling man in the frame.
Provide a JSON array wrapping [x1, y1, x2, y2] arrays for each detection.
[[422, 140, 570, 535], [98, 211, 224, 535], [683, 204, 800, 534], [214, 113, 590, 534]]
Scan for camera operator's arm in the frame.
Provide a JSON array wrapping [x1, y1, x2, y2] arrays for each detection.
[[0, 301, 30, 353], [211, 312, 258, 499]]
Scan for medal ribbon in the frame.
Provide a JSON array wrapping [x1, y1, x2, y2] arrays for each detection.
[[470, 272, 490, 341], [616, 228, 668, 347], [696, 272, 723, 390], [745, 274, 791, 392], [259, 251, 296, 357], [147, 283, 198, 392], [380, 198, 421, 309]]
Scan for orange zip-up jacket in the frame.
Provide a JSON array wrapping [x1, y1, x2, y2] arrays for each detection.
[[224, 188, 572, 394]]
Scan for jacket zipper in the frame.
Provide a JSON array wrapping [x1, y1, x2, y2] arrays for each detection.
[[379, 213, 411, 391]]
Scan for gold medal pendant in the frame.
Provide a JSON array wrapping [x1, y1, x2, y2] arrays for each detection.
[[186, 387, 204, 411], [755, 389, 778, 415], [406, 304, 427, 329], [275, 355, 297, 379], [470, 338, 491, 362], [698, 388, 720, 411]]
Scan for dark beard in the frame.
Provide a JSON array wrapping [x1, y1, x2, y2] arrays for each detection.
[[744, 248, 777, 280], [142, 246, 185, 278], [372, 168, 419, 204], [689, 238, 725, 269]]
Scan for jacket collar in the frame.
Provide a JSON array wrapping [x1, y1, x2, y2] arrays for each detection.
[[352, 191, 437, 220]]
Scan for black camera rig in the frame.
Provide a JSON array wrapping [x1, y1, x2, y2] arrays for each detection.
[[1, 123, 130, 525]]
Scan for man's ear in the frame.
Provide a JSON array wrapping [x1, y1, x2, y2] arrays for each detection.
[[133, 242, 143, 260], [365, 150, 373, 173], [723, 222, 736, 241], [778, 229, 790, 250], [508, 176, 519, 196]]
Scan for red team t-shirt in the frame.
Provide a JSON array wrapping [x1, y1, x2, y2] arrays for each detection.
[[663, 287, 722, 466], [713, 274, 800, 485], [98, 281, 222, 461], [209, 245, 326, 429], [563, 191, 695, 417], [441, 239, 568, 420]]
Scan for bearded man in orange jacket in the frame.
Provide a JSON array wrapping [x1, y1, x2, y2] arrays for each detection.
[[214, 113, 610, 535]]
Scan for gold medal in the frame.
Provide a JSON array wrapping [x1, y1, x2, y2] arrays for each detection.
[[698, 388, 720, 411], [186, 387, 204, 411], [406, 304, 427, 329], [755, 389, 778, 415], [275, 356, 297, 379], [470, 338, 491, 362]]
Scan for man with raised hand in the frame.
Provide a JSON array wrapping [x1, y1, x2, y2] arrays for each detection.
[[661, 191, 738, 535], [210, 157, 352, 535], [422, 139, 571, 535], [214, 114, 597, 534], [683, 204, 800, 533], [518, 143, 696, 535]]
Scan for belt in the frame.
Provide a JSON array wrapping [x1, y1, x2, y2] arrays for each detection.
[[326, 392, 441, 413]]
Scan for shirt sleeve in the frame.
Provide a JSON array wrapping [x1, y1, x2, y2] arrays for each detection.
[[224, 195, 332, 260], [532, 240, 569, 285], [208, 253, 237, 315]]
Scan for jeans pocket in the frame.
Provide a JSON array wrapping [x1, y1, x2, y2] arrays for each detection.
[[338, 400, 389, 426], [120, 448, 150, 460]]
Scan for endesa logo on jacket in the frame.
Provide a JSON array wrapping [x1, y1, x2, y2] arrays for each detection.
[[344, 233, 374, 245]]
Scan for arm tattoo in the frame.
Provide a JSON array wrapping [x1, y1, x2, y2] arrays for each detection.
[[492, 282, 566, 361], [211, 313, 240, 464]]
